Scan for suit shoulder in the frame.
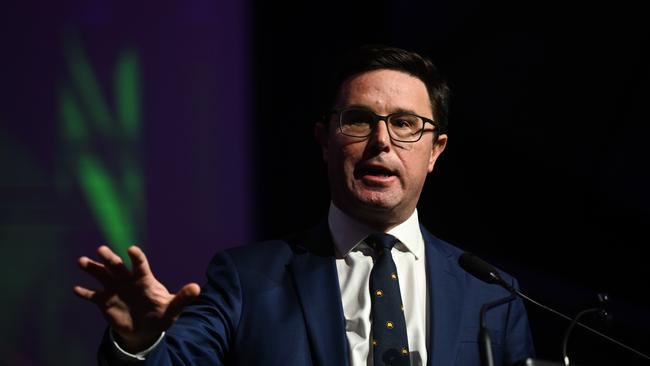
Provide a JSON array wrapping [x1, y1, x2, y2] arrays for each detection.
[[421, 227, 519, 287], [211, 222, 329, 267], [420, 226, 465, 260], [215, 239, 296, 266]]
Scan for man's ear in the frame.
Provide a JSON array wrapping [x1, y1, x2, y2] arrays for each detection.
[[314, 122, 329, 162], [428, 134, 448, 172]]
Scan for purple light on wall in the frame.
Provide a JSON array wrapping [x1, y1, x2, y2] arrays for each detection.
[[0, 1, 251, 364], [140, 1, 252, 291]]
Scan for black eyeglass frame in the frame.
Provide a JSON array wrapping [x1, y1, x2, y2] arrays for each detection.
[[329, 107, 440, 143]]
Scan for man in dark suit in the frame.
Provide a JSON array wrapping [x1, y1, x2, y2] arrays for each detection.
[[75, 45, 535, 365]]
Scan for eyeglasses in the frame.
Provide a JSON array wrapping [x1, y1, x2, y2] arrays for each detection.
[[332, 107, 438, 143]]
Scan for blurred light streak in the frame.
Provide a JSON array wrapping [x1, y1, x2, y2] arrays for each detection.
[[63, 38, 112, 136], [59, 87, 88, 141], [115, 48, 140, 139], [77, 155, 136, 262], [59, 38, 144, 265]]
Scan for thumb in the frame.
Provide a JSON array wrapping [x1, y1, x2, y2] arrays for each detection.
[[164, 283, 201, 321]]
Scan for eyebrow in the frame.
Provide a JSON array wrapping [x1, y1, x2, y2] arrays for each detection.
[[343, 104, 421, 116]]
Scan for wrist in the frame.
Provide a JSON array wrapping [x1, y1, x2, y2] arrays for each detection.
[[112, 328, 163, 354]]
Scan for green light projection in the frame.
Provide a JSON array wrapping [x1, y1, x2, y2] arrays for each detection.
[[115, 49, 141, 138], [59, 38, 144, 265], [63, 39, 112, 136]]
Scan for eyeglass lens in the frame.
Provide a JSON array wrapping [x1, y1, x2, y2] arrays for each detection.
[[340, 109, 425, 141]]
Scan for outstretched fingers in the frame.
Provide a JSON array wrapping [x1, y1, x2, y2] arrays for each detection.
[[73, 285, 104, 304], [165, 283, 201, 321], [97, 245, 132, 279], [78, 256, 113, 286], [127, 245, 152, 279]]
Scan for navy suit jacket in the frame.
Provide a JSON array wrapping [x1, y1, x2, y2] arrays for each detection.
[[99, 222, 534, 365]]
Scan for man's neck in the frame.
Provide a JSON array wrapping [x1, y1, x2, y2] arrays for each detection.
[[328, 202, 423, 259], [331, 201, 414, 232]]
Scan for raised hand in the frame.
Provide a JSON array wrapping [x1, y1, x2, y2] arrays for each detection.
[[74, 245, 201, 352]]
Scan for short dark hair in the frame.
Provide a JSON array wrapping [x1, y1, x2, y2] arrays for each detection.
[[326, 45, 450, 134]]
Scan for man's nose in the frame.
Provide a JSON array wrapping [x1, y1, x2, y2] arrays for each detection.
[[369, 120, 391, 149]]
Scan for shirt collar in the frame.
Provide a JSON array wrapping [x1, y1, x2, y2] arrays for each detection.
[[328, 202, 424, 260]]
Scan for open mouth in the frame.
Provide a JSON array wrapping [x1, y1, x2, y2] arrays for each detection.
[[354, 165, 397, 180]]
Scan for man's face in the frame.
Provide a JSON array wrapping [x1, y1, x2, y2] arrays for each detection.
[[316, 69, 447, 229]]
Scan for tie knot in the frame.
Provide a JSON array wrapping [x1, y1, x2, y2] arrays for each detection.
[[366, 233, 398, 251]]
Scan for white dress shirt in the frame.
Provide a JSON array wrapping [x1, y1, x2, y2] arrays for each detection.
[[329, 203, 429, 366]]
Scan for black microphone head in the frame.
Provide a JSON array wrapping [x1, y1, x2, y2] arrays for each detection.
[[458, 252, 507, 287]]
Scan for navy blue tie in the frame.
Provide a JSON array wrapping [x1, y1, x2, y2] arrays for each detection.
[[366, 233, 411, 366]]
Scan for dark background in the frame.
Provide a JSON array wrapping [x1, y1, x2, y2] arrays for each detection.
[[1, 0, 648, 365], [252, 1, 649, 365]]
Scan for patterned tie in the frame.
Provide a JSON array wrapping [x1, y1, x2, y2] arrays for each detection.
[[366, 233, 411, 366]]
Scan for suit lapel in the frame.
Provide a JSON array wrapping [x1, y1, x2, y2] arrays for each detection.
[[287, 221, 349, 366], [286, 222, 466, 366], [423, 228, 465, 366]]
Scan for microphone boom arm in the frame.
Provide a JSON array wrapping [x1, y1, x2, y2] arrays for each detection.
[[479, 292, 518, 366], [458, 252, 650, 363]]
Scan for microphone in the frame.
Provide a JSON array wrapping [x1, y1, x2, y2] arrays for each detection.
[[458, 252, 650, 365], [458, 252, 513, 289]]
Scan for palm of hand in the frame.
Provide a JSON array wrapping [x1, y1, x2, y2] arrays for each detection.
[[74, 245, 200, 351]]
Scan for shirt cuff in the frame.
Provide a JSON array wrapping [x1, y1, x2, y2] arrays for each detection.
[[109, 328, 165, 360]]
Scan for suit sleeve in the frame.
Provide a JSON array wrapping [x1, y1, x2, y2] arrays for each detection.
[[98, 250, 243, 366], [504, 277, 535, 365]]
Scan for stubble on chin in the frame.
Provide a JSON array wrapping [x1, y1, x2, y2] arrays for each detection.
[[342, 185, 411, 229]]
